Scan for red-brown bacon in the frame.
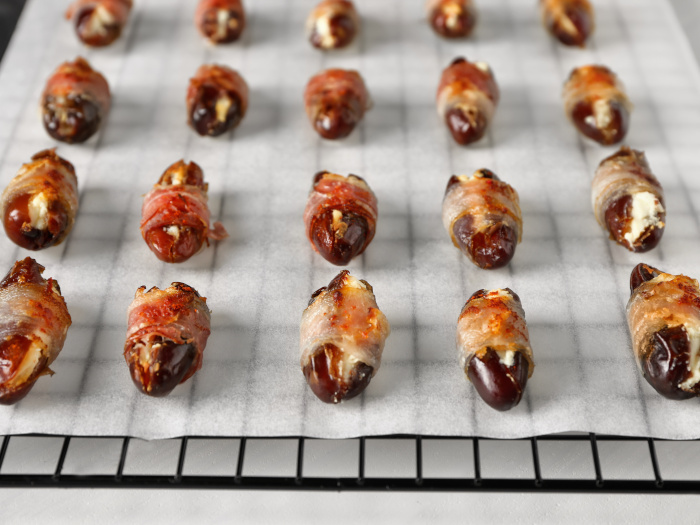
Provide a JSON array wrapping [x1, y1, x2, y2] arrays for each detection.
[[300, 270, 390, 404], [592, 147, 665, 253], [442, 169, 522, 269], [304, 172, 378, 266], [628, 264, 700, 400], [124, 283, 211, 397], [457, 288, 534, 411], [141, 160, 227, 264], [186, 64, 249, 137], [1, 149, 79, 251], [427, 0, 477, 39], [540, 0, 594, 47], [195, 0, 246, 44], [563, 64, 632, 146], [65, 0, 133, 47], [304, 68, 371, 140], [306, 0, 359, 50], [0, 258, 71, 405], [437, 57, 499, 145], [41, 57, 111, 144]]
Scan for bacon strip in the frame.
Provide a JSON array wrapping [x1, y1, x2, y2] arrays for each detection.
[[124, 283, 211, 397], [303, 172, 378, 265], [41, 57, 111, 144], [437, 57, 499, 145], [442, 169, 522, 269], [427, 0, 477, 39], [300, 270, 390, 404], [457, 288, 533, 411], [141, 160, 227, 264], [562, 64, 632, 146], [1, 149, 79, 251], [0, 258, 71, 405], [306, 0, 359, 50], [66, 0, 133, 47], [592, 147, 665, 252], [304, 68, 371, 140], [195, 0, 246, 44], [540, 0, 594, 47], [628, 264, 700, 400]]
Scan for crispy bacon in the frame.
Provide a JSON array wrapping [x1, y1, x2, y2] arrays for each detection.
[[304, 68, 371, 140], [592, 147, 665, 253], [304, 172, 378, 265], [41, 57, 111, 144], [187, 64, 249, 137], [457, 288, 534, 411], [0, 258, 71, 405], [628, 264, 700, 400], [141, 160, 227, 264], [1, 149, 79, 251], [442, 169, 522, 269], [540, 0, 594, 47], [427, 0, 477, 39], [562, 64, 632, 146], [306, 0, 359, 50], [437, 57, 499, 145], [300, 270, 390, 404], [195, 0, 246, 44], [65, 0, 133, 47], [124, 282, 211, 397]]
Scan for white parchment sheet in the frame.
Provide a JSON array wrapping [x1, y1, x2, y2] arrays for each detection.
[[0, 0, 699, 439]]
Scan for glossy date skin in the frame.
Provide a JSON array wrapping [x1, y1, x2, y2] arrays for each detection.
[[604, 195, 664, 253], [67, 0, 133, 47], [570, 98, 629, 146], [307, 0, 359, 50], [187, 65, 248, 137], [126, 336, 198, 397], [540, 0, 594, 48], [43, 94, 101, 144], [428, 0, 477, 39], [196, 0, 246, 44], [302, 342, 374, 404]]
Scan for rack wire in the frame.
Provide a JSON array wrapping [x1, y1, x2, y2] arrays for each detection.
[[0, 433, 698, 493]]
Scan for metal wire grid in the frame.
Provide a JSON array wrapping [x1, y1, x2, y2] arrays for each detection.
[[0, 433, 698, 493]]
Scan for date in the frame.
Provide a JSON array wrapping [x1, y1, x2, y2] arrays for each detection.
[[124, 282, 211, 397], [627, 263, 700, 400], [427, 0, 477, 39], [41, 57, 111, 144], [306, 0, 359, 50], [65, 0, 133, 47], [141, 160, 228, 263], [442, 169, 522, 269], [592, 146, 665, 252], [195, 0, 246, 44], [0, 258, 72, 405], [540, 0, 594, 47], [304, 171, 378, 265], [1, 149, 79, 251], [457, 288, 534, 411], [187, 64, 249, 137], [300, 270, 390, 404], [437, 57, 499, 145], [563, 64, 632, 146], [304, 68, 371, 140]]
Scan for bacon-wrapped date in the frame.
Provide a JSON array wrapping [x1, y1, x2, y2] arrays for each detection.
[[41, 57, 111, 144], [195, 0, 246, 44], [563, 65, 632, 146], [442, 169, 522, 269], [304, 68, 371, 140], [427, 0, 477, 39], [186, 64, 249, 137], [141, 160, 228, 263], [457, 288, 534, 411], [65, 0, 133, 47], [540, 0, 594, 47], [1, 149, 78, 251], [628, 264, 700, 400], [304, 172, 377, 266], [0, 258, 72, 405], [124, 282, 211, 397], [592, 147, 665, 253], [300, 270, 390, 404], [437, 57, 499, 146], [306, 0, 359, 50]]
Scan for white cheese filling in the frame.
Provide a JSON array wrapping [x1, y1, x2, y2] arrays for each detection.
[[315, 15, 336, 48], [165, 225, 180, 241], [497, 349, 516, 367], [679, 324, 700, 390], [28, 192, 50, 230], [623, 191, 664, 245], [586, 98, 613, 130], [88, 5, 116, 37], [215, 95, 232, 123], [214, 9, 231, 40]]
